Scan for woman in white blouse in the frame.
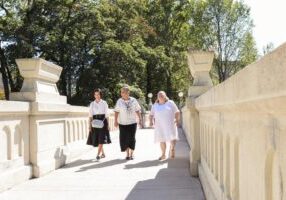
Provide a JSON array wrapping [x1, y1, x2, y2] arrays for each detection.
[[87, 88, 111, 160], [150, 91, 180, 160], [114, 85, 142, 160]]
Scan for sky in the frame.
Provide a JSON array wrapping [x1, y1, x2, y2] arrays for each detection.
[[243, 0, 286, 54]]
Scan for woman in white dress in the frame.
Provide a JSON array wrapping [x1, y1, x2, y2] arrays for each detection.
[[114, 85, 142, 160], [149, 91, 180, 160]]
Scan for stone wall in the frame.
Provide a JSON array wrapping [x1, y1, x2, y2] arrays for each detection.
[[182, 43, 286, 200], [0, 58, 116, 192]]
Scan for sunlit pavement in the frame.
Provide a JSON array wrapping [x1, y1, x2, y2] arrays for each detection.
[[0, 128, 205, 200]]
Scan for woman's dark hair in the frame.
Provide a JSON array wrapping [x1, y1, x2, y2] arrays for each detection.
[[93, 88, 103, 97]]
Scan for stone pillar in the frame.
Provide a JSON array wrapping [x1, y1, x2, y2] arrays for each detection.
[[182, 50, 214, 176], [10, 58, 69, 177]]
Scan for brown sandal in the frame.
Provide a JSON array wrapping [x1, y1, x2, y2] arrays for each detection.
[[158, 155, 166, 161]]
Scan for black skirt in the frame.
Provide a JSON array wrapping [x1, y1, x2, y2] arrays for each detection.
[[119, 123, 137, 152], [87, 114, 111, 147]]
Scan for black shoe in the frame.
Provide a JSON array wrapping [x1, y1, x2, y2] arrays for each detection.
[[126, 156, 130, 160], [96, 156, 100, 160], [130, 156, 134, 160]]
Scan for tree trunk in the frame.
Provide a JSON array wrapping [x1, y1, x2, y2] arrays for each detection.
[[146, 63, 152, 102], [0, 48, 10, 100], [166, 69, 172, 97]]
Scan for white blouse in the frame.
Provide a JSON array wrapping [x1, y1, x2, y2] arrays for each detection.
[[89, 100, 109, 117], [114, 97, 141, 125]]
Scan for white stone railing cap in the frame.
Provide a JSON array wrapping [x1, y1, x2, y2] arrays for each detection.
[[16, 58, 62, 83], [187, 50, 214, 73]]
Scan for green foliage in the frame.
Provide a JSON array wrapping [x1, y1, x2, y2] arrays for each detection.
[[240, 32, 258, 67], [0, 0, 258, 103], [189, 0, 258, 83]]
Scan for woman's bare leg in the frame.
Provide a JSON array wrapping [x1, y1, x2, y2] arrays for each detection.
[[101, 146, 105, 158], [97, 144, 103, 156], [159, 142, 166, 160], [170, 140, 176, 159], [126, 148, 130, 159], [129, 149, 134, 159]]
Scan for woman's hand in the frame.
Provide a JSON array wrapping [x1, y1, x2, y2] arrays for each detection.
[[114, 121, 119, 128], [138, 119, 143, 128], [175, 119, 181, 127]]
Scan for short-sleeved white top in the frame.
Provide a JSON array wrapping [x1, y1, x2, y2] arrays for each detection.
[[150, 100, 179, 143], [114, 97, 141, 125], [89, 100, 109, 117]]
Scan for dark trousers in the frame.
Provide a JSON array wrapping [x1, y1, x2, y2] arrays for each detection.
[[119, 123, 137, 152]]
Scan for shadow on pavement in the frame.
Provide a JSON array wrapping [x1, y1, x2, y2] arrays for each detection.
[[62, 159, 94, 169], [124, 159, 168, 169], [124, 129, 205, 200], [124, 159, 205, 200], [75, 159, 127, 172]]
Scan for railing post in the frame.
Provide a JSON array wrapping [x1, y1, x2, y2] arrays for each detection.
[[182, 50, 214, 176], [9, 58, 71, 177], [10, 58, 66, 104]]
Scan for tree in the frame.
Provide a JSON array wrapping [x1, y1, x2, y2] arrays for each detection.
[[0, 0, 24, 99], [0, 0, 258, 105], [144, 0, 192, 100], [191, 0, 257, 83], [239, 32, 258, 67]]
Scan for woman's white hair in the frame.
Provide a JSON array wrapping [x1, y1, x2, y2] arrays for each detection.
[[156, 91, 169, 102]]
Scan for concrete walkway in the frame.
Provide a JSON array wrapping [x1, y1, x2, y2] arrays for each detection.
[[0, 128, 205, 200]]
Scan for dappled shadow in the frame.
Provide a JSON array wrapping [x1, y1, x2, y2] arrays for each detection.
[[124, 159, 168, 169], [75, 159, 127, 172]]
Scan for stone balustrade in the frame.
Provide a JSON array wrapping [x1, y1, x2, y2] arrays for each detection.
[[0, 101, 31, 192], [182, 43, 286, 200], [0, 58, 116, 192]]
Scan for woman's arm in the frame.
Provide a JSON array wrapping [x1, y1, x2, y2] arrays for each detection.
[[136, 111, 142, 128], [114, 112, 119, 128], [175, 111, 180, 126], [89, 117, 93, 131], [149, 115, 154, 127]]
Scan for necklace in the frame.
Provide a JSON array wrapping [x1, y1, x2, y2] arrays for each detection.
[[123, 98, 132, 111]]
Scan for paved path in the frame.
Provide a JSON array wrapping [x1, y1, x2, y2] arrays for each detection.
[[0, 129, 205, 200]]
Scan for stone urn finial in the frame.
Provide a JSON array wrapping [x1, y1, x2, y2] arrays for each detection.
[[187, 50, 214, 97], [10, 58, 67, 104]]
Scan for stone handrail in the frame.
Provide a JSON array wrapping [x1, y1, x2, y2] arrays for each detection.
[[182, 43, 286, 200], [0, 58, 117, 192], [0, 101, 116, 191]]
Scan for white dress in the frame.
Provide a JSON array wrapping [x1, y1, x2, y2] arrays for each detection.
[[150, 100, 179, 143]]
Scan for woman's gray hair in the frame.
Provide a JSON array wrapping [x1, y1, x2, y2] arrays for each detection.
[[156, 91, 169, 102], [121, 84, 130, 93]]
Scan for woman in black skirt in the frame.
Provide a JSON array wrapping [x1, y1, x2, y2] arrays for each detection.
[[87, 88, 111, 160], [114, 85, 142, 160]]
